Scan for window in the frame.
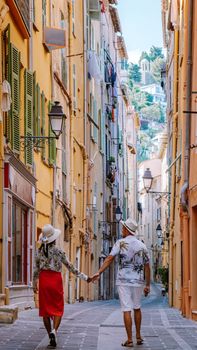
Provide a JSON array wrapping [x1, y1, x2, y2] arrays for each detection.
[[72, 0, 75, 35], [48, 101, 56, 165], [2, 26, 10, 140], [62, 119, 67, 202], [91, 22, 95, 50], [34, 83, 41, 139], [86, 1, 89, 49], [148, 223, 150, 239], [73, 64, 77, 110], [60, 11, 67, 88], [12, 202, 27, 284], [93, 99, 98, 142], [157, 207, 161, 221], [121, 58, 128, 71], [24, 69, 33, 165], [41, 92, 46, 161], [93, 182, 98, 236], [42, 0, 46, 28]]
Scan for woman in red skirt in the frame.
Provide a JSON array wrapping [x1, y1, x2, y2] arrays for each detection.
[[33, 224, 91, 349]]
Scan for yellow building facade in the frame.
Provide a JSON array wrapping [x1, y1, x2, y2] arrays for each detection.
[[0, 0, 69, 306]]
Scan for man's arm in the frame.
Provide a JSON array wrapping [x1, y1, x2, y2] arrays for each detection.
[[92, 255, 115, 281], [144, 263, 151, 295]]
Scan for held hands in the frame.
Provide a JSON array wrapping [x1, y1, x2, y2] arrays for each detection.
[[144, 285, 150, 297], [87, 272, 100, 283]]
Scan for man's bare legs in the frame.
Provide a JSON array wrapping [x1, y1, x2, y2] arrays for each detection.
[[134, 308, 142, 340], [123, 311, 133, 343]]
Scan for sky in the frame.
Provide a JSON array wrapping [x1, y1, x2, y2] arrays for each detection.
[[117, 0, 163, 64]]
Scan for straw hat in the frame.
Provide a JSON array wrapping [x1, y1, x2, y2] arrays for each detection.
[[120, 218, 138, 235], [39, 224, 61, 244]]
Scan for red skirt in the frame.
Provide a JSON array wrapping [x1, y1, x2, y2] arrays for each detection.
[[39, 270, 64, 317]]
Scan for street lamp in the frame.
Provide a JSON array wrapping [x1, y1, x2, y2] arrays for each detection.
[[142, 168, 170, 196], [142, 168, 153, 192], [20, 101, 65, 149], [115, 206, 122, 222], [48, 101, 65, 139], [156, 224, 162, 238]]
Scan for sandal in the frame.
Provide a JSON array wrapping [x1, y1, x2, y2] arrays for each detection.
[[136, 337, 144, 345], [121, 340, 133, 347]]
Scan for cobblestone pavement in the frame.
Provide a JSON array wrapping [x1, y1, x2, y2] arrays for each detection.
[[0, 284, 197, 350]]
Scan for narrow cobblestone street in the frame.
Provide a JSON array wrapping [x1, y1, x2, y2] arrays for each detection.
[[1, 285, 197, 350]]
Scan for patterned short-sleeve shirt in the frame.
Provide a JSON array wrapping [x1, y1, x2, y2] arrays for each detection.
[[33, 245, 88, 288], [110, 235, 150, 286]]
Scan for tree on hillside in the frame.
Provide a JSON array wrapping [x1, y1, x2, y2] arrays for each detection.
[[149, 46, 164, 61], [151, 57, 166, 83], [130, 87, 154, 111], [140, 104, 161, 122], [129, 63, 142, 83]]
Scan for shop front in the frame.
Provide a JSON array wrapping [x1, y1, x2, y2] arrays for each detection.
[[3, 153, 36, 308]]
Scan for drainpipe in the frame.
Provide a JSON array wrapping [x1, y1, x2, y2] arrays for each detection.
[[82, 0, 88, 300], [180, 0, 193, 318], [180, 0, 193, 211], [49, 0, 56, 227], [68, 1, 73, 304]]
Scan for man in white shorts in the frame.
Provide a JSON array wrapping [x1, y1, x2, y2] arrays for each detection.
[[92, 218, 150, 348]]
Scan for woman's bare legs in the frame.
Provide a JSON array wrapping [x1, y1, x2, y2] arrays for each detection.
[[43, 317, 52, 335], [53, 316, 62, 332]]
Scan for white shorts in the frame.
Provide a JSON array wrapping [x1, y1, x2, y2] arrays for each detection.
[[117, 285, 144, 312]]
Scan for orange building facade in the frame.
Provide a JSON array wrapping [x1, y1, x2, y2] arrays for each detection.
[[162, 0, 197, 320]]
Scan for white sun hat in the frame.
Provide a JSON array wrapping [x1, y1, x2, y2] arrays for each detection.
[[120, 218, 138, 235], [39, 224, 61, 244]]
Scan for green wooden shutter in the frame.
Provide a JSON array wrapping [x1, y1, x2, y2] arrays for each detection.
[[41, 92, 46, 160], [48, 101, 56, 165], [33, 72, 37, 136], [36, 84, 41, 138], [10, 43, 20, 153], [24, 69, 33, 166]]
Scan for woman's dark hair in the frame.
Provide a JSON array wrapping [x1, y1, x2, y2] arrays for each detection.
[[39, 240, 56, 258]]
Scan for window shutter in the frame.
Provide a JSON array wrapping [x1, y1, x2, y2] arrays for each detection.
[[41, 92, 46, 161], [10, 43, 20, 153], [48, 101, 56, 165], [36, 84, 41, 138], [24, 69, 33, 166], [33, 72, 37, 136]]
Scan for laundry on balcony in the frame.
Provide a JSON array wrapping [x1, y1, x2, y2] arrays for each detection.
[[104, 61, 117, 88], [99, 0, 106, 13], [88, 50, 102, 81]]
